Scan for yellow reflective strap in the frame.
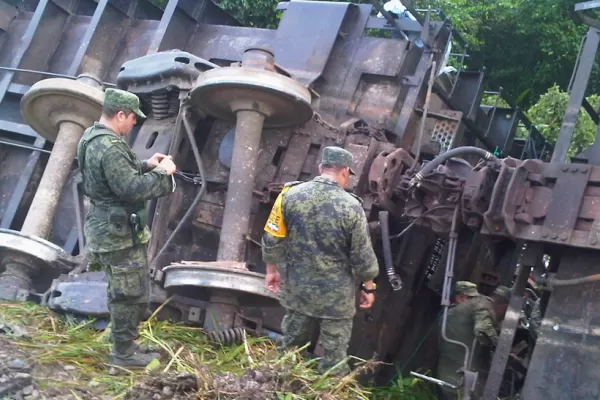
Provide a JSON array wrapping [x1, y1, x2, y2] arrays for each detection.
[[264, 186, 291, 238]]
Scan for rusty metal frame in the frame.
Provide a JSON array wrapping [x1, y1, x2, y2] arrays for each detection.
[[483, 241, 542, 399]]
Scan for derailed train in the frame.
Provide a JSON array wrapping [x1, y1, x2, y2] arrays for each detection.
[[1, 0, 599, 398]]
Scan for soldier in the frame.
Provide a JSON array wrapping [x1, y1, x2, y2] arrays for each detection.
[[77, 89, 176, 367], [454, 281, 479, 305], [261, 146, 379, 376], [437, 285, 510, 399]]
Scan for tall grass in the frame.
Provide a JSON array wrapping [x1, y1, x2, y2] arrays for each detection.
[[0, 301, 381, 399]]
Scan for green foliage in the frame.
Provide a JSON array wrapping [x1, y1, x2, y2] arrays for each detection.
[[525, 84, 600, 158], [417, 0, 590, 107], [149, 0, 167, 9], [217, 0, 283, 28], [369, 370, 438, 400]]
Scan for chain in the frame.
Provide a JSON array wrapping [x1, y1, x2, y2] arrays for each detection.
[[312, 112, 340, 133]]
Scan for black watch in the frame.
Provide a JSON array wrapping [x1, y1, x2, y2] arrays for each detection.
[[360, 282, 377, 294]]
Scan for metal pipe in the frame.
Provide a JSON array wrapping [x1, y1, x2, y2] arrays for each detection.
[[409, 371, 458, 389], [0, 66, 116, 87], [21, 121, 82, 237], [216, 109, 265, 261], [0, 139, 52, 154], [440, 207, 471, 372]]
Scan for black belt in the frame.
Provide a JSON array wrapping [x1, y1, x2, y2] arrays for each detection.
[[90, 204, 140, 221]]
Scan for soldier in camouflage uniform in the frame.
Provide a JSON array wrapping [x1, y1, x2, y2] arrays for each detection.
[[261, 146, 379, 376], [77, 89, 177, 367], [454, 281, 479, 305], [437, 285, 510, 399]]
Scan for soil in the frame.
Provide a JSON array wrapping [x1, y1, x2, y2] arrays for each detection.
[[0, 336, 105, 400], [123, 366, 293, 400]]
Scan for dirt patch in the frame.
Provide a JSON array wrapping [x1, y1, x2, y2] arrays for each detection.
[[124, 374, 197, 400], [0, 336, 111, 400], [124, 365, 349, 400]]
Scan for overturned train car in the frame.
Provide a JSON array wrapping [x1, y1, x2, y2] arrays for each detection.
[[3, 0, 595, 399]]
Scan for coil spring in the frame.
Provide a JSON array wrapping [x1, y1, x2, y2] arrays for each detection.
[[168, 90, 179, 116], [207, 327, 246, 345], [151, 91, 170, 120]]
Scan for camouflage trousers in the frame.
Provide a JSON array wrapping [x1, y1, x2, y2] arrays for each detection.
[[280, 309, 353, 376], [96, 244, 150, 357]]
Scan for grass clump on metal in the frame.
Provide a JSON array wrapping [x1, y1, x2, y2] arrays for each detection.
[[0, 301, 381, 399]]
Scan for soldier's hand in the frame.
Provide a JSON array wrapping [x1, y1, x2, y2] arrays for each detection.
[[147, 153, 171, 168], [265, 270, 281, 294], [159, 157, 177, 175], [359, 292, 375, 309]]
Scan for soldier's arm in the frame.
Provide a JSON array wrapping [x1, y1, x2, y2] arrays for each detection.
[[138, 159, 152, 174], [349, 205, 379, 282], [101, 144, 173, 203], [261, 232, 286, 265], [473, 300, 499, 346]]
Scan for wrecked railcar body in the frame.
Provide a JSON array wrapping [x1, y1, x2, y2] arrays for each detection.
[[3, 0, 600, 399]]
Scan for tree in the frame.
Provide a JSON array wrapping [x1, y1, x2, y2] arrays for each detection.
[[415, 0, 589, 108], [525, 84, 600, 159]]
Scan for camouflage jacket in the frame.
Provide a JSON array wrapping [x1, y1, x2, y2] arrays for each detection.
[[261, 176, 379, 319], [77, 122, 174, 253], [438, 295, 499, 371]]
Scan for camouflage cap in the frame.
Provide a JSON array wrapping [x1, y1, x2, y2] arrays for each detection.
[[321, 146, 356, 175], [493, 285, 512, 302], [104, 88, 146, 119], [455, 281, 478, 297]]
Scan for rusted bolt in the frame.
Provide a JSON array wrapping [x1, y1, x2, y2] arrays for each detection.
[[494, 225, 501, 231]]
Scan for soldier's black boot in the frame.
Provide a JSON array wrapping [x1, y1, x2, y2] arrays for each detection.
[[111, 341, 160, 367], [111, 350, 160, 367]]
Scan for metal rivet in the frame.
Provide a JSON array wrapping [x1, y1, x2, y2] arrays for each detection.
[[542, 232, 548, 238], [560, 233, 568, 241], [581, 167, 588, 173], [551, 233, 558, 239], [590, 237, 597, 245], [562, 166, 569, 172], [572, 167, 579, 173]]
